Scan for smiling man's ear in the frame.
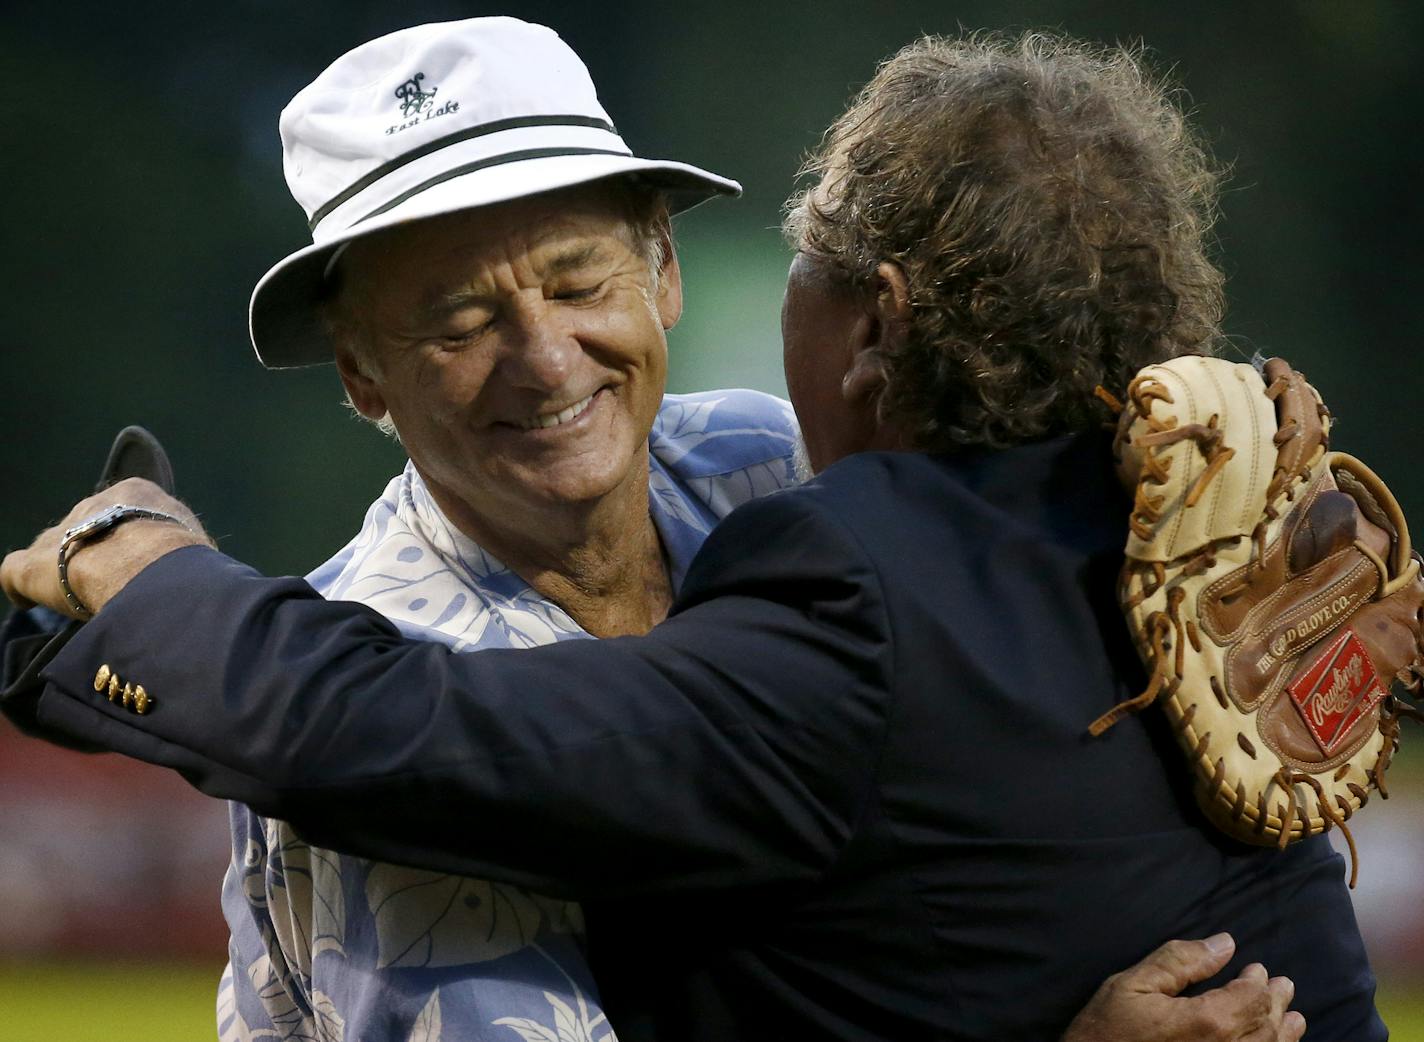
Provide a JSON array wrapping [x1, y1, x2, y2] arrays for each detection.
[[335, 345, 389, 421], [841, 261, 911, 404], [652, 221, 684, 331]]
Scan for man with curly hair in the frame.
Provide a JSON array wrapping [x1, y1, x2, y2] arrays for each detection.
[[784, 33, 1224, 462], [4, 30, 1383, 1042]]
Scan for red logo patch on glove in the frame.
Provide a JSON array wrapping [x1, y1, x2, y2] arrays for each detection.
[[1288, 628, 1386, 755]]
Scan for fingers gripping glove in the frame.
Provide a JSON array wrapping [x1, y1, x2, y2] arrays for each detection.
[[1092, 356, 1424, 886]]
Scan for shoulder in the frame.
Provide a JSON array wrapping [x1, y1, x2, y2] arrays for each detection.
[[300, 464, 486, 619], [692, 451, 925, 539], [677, 475, 879, 610], [648, 390, 801, 522], [304, 468, 411, 595], [792, 451, 951, 528], [689, 452, 978, 590], [650, 390, 799, 477]]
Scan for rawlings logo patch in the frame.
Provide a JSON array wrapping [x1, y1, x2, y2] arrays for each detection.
[[1287, 627, 1385, 755]]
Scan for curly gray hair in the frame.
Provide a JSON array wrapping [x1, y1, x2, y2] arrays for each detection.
[[784, 31, 1226, 451]]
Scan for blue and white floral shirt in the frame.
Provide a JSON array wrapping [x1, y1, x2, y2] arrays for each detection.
[[217, 390, 799, 1042]]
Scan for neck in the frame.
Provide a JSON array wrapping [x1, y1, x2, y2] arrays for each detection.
[[417, 452, 672, 638]]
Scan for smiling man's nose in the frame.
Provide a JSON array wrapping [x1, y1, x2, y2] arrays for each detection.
[[501, 310, 581, 390]]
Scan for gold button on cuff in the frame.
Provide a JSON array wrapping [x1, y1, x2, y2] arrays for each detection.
[[94, 665, 111, 693], [107, 676, 121, 702], [133, 687, 151, 715], [121, 683, 134, 709]]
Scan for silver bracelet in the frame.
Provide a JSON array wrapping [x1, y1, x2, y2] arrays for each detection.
[[57, 505, 193, 618]]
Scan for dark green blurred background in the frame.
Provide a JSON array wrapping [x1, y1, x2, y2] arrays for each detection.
[[2, 1, 1423, 1032]]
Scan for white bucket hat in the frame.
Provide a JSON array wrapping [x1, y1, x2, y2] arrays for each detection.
[[249, 16, 740, 369]]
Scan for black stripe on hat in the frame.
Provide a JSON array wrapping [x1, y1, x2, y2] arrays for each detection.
[[309, 114, 619, 231], [350, 146, 635, 227]]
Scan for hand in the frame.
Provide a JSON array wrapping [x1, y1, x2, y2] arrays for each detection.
[[1, 478, 213, 618], [1062, 934, 1305, 1042]]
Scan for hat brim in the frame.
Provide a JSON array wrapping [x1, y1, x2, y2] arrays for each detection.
[[249, 155, 740, 369]]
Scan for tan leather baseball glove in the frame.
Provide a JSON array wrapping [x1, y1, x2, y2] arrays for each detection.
[[1093, 355, 1424, 885]]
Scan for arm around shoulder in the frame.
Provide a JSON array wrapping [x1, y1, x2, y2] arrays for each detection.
[[31, 491, 897, 900]]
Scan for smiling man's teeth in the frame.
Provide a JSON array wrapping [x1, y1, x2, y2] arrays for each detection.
[[518, 393, 595, 430]]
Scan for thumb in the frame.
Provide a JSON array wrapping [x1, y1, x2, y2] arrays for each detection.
[[1119, 934, 1237, 998]]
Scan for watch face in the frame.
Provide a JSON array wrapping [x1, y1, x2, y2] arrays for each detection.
[[64, 505, 186, 549], [65, 505, 118, 541]]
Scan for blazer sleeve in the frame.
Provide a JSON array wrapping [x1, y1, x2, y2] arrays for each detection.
[[27, 488, 896, 901]]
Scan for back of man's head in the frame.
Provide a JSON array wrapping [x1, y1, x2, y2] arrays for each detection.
[[785, 31, 1225, 452]]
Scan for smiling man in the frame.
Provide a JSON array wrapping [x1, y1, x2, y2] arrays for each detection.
[[324, 186, 689, 640], [81, 18, 801, 1042], [3, 19, 1352, 1042], [205, 20, 814, 1042]]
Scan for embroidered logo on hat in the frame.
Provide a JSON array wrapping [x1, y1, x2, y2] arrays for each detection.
[[395, 73, 438, 116], [388, 72, 460, 136]]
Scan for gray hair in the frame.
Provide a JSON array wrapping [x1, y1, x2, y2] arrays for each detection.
[[784, 32, 1225, 451]]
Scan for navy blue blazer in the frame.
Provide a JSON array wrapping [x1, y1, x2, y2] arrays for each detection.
[[13, 436, 1384, 1041]]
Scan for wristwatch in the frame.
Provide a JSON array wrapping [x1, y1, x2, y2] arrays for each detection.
[[57, 505, 191, 618]]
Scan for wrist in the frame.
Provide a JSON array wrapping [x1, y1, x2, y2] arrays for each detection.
[[66, 519, 208, 616]]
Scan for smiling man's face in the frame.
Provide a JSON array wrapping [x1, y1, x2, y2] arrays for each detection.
[[333, 184, 680, 537]]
